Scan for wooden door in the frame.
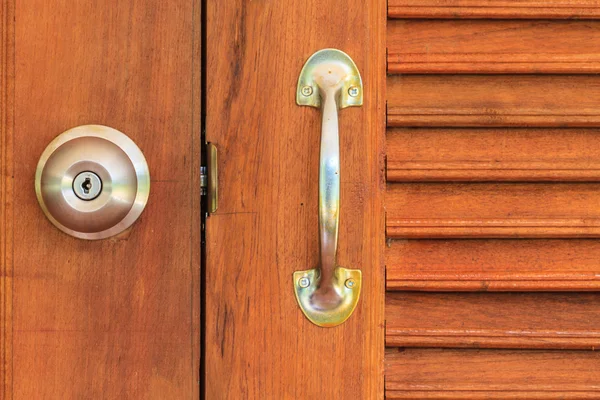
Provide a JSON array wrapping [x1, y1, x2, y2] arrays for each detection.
[[1, 1, 201, 398], [385, 1, 600, 399], [5, 1, 600, 399], [204, 1, 386, 398], [206, 0, 600, 399]]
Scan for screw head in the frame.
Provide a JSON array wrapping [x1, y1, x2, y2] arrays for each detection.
[[298, 277, 310, 288], [348, 86, 360, 97], [345, 279, 356, 289], [301, 86, 313, 97]]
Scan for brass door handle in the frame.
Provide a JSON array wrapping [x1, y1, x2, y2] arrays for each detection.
[[293, 49, 363, 327]]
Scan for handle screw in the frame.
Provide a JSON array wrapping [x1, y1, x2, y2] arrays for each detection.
[[348, 86, 360, 97], [301, 86, 313, 96], [298, 277, 310, 288], [345, 279, 356, 289]]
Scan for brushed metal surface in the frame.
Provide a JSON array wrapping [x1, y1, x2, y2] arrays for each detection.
[[35, 125, 150, 239]]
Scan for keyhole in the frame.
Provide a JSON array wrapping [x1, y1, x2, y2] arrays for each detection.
[[73, 171, 102, 201], [81, 178, 92, 194]]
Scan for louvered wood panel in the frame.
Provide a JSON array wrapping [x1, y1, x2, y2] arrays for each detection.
[[386, 239, 600, 291], [384, 0, 599, 396], [388, 20, 600, 74], [386, 348, 600, 399], [388, 0, 600, 19], [388, 128, 600, 182], [386, 292, 600, 349], [387, 75, 600, 127]]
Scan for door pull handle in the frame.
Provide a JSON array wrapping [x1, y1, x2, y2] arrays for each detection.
[[293, 49, 363, 327]]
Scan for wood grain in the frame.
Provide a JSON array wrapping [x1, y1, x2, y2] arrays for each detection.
[[388, 0, 600, 19], [386, 348, 600, 399], [387, 128, 600, 181], [8, 0, 201, 398], [386, 292, 600, 349], [387, 183, 600, 238], [384, 2, 600, 397], [387, 239, 600, 291], [204, 0, 386, 398], [1, 0, 14, 396], [388, 75, 600, 127], [388, 20, 600, 74]]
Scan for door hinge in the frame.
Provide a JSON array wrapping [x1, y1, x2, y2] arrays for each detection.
[[201, 143, 218, 214]]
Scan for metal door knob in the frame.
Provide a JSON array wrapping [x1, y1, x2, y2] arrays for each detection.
[[35, 125, 150, 240]]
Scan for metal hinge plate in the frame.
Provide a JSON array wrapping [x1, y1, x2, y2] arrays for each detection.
[[201, 143, 218, 214]]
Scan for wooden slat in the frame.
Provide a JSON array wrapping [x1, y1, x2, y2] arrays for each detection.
[[386, 292, 600, 349], [1, 0, 14, 395], [388, 75, 600, 127], [387, 128, 600, 182], [388, 20, 600, 74], [388, 0, 600, 19], [387, 239, 600, 291], [386, 348, 600, 399], [387, 183, 600, 238]]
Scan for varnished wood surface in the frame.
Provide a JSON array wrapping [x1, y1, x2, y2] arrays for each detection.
[[388, 128, 600, 182], [388, 0, 600, 19], [1, 0, 14, 396], [205, 0, 386, 398], [388, 20, 600, 74], [387, 239, 600, 291], [3, 0, 201, 398], [388, 75, 600, 127], [385, 0, 600, 396], [385, 348, 600, 399], [387, 183, 600, 238], [387, 292, 600, 349]]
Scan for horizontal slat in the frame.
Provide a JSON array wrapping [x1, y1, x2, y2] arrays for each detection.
[[387, 128, 600, 182], [387, 183, 600, 238], [386, 348, 600, 399], [388, 20, 600, 74], [386, 292, 600, 349], [387, 75, 600, 127], [388, 0, 600, 19], [386, 240, 600, 291]]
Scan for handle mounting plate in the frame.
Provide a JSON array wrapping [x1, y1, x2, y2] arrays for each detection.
[[293, 267, 362, 328], [296, 49, 363, 109]]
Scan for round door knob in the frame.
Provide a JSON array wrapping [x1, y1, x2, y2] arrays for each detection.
[[35, 125, 150, 239]]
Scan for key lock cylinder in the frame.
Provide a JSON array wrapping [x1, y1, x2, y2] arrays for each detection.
[[35, 125, 150, 239]]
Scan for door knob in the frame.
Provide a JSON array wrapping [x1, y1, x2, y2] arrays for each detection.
[[293, 49, 363, 327], [35, 125, 150, 240]]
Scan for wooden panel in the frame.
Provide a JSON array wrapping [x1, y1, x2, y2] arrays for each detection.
[[205, 1, 386, 399], [388, 0, 600, 19], [388, 75, 600, 127], [387, 183, 600, 238], [388, 20, 600, 74], [386, 348, 600, 399], [1, 0, 14, 395], [8, 0, 201, 398], [387, 239, 600, 291], [387, 128, 600, 181], [386, 292, 600, 349]]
